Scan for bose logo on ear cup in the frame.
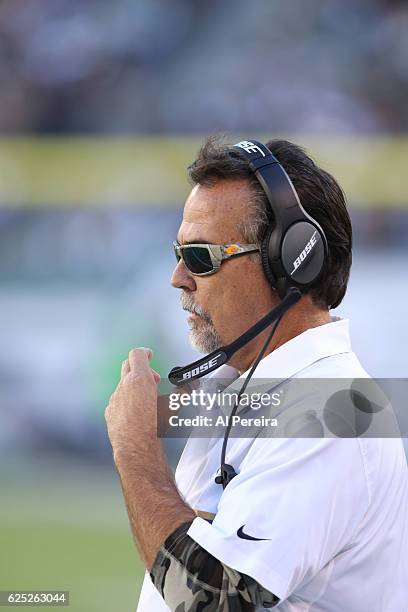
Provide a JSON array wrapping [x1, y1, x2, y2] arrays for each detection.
[[290, 231, 318, 275]]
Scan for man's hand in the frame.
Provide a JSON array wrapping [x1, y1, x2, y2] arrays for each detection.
[[104, 347, 195, 569], [105, 347, 161, 460]]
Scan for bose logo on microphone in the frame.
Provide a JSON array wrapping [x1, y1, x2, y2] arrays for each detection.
[[182, 354, 222, 380], [291, 231, 317, 275]]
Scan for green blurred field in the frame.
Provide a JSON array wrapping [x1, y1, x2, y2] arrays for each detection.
[[0, 454, 146, 612]]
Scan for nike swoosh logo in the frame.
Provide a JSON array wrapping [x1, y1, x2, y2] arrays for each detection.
[[237, 525, 270, 541]]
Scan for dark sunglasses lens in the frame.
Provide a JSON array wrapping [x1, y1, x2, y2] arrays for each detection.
[[183, 247, 214, 274]]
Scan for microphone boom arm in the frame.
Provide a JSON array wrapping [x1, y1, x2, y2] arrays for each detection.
[[168, 287, 302, 386]]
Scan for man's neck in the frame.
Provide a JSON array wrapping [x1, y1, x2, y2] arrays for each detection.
[[233, 306, 331, 375]]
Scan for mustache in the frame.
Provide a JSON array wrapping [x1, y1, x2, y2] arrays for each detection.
[[180, 293, 212, 323]]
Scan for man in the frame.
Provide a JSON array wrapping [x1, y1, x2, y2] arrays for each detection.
[[105, 137, 408, 611]]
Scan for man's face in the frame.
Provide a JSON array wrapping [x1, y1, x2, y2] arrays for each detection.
[[171, 179, 277, 358]]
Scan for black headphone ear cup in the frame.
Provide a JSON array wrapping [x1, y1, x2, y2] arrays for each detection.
[[280, 222, 326, 286], [261, 226, 290, 298], [260, 227, 277, 289]]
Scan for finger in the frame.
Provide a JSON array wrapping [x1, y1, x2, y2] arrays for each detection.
[[151, 368, 161, 384], [121, 359, 130, 379], [139, 346, 153, 361], [128, 347, 153, 371]]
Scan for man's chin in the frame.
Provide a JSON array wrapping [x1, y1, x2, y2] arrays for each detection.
[[189, 329, 222, 354]]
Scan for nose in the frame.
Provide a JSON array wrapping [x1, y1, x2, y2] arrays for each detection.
[[171, 259, 197, 292]]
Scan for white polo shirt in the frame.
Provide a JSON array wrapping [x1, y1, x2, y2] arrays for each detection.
[[137, 318, 408, 611]]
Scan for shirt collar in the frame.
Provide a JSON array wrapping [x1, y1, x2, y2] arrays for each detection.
[[239, 316, 352, 380], [203, 317, 352, 418]]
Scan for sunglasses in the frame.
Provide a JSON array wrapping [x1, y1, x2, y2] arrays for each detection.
[[173, 241, 259, 276]]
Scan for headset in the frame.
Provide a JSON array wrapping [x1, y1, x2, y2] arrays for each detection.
[[234, 139, 328, 298], [168, 139, 328, 488]]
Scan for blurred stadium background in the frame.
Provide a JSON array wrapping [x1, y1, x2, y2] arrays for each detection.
[[0, 1, 407, 610]]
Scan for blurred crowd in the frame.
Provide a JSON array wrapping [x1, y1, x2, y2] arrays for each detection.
[[0, 0, 407, 459], [0, 0, 407, 134]]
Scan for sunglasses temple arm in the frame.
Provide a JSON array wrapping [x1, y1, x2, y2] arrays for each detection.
[[168, 287, 301, 386]]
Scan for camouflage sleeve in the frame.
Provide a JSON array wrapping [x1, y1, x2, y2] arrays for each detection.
[[149, 521, 280, 611]]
